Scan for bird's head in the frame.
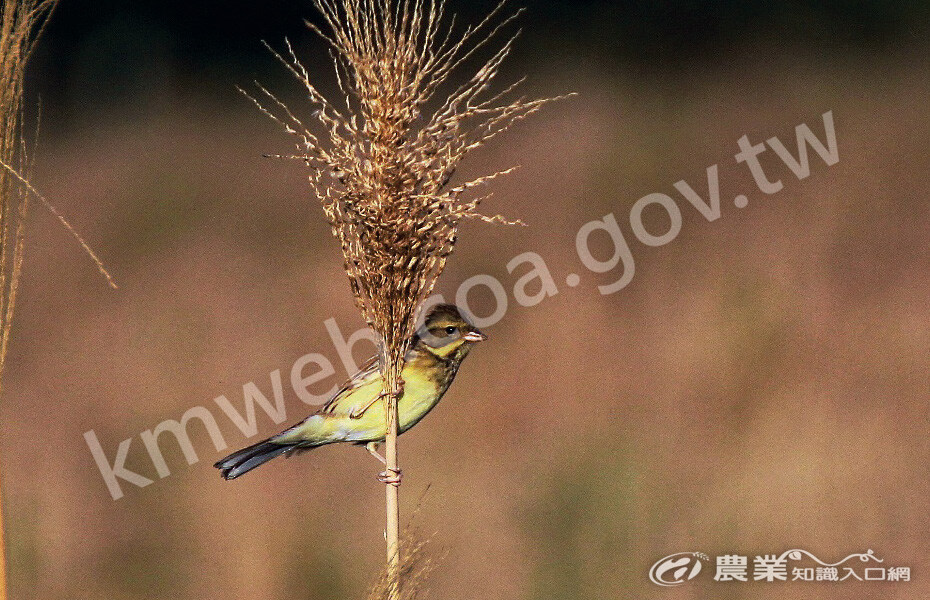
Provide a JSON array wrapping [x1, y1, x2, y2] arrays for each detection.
[[414, 304, 487, 360]]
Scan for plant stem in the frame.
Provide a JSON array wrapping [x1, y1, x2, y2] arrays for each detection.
[[385, 386, 400, 596], [0, 461, 6, 600]]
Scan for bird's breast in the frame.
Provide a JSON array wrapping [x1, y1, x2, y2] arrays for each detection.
[[396, 357, 456, 433]]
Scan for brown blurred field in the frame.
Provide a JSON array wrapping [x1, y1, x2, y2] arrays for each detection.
[[1, 17, 928, 600]]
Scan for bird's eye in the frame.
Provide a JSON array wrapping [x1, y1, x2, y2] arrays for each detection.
[[445, 326, 457, 335]]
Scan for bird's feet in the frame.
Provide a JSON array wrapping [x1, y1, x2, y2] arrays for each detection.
[[368, 443, 401, 485], [378, 468, 402, 487], [350, 393, 383, 419], [349, 383, 405, 419], [366, 442, 386, 465]]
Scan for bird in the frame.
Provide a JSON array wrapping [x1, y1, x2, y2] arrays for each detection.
[[214, 304, 487, 481]]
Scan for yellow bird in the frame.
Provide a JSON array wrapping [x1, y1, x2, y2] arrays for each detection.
[[214, 304, 486, 480]]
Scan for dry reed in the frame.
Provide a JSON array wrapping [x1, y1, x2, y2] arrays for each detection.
[[0, 0, 58, 390], [0, 2, 58, 598], [246, 0, 566, 593], [0, 2, 118, 598]]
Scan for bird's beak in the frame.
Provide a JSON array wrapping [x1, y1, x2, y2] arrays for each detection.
[[463, 329, 488, 343]]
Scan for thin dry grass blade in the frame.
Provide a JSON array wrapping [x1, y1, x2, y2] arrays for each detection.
[[0, 163, 117, 291]]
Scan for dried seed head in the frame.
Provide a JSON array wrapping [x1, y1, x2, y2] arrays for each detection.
[[247, 0, 569, 380]]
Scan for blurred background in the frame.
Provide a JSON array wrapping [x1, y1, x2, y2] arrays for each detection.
[[3, 0, 929, 598]]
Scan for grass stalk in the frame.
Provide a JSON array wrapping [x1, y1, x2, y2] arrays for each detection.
[[0, 463, 5, 600], [385, 388, 400, 582], [0, 2, 57, 597], [248, 0, 566, 593], [0, 2, 118, 597]]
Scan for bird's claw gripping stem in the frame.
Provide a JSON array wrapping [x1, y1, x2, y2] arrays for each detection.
[[349, 393, 384, 419], [349, 381, 405, 419], [378, 468, 402, 487]]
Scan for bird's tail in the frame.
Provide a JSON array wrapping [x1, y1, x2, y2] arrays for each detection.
[[214, 438, 299, 480]]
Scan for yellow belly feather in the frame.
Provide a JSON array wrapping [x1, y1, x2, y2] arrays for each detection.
[[275, 359, 447, 446]]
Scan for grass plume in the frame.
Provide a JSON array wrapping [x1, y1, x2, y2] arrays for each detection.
[[367, 534, 438, 600], [246, 0, 566, 591], [0, 0, 117, 330], [0, 0, 58, 388], [246, 0, 566, 369]]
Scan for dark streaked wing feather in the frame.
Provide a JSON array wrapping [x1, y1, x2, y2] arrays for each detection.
[[318, 354, 381, 414]]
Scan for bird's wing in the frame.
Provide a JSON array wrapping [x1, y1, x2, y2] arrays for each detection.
[[267, 355, 385, 447], [318, 354, 382, 415]]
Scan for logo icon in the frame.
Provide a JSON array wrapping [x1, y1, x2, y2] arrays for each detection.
[[648, 549, 910, 586], [649, 552, 709, 586]]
